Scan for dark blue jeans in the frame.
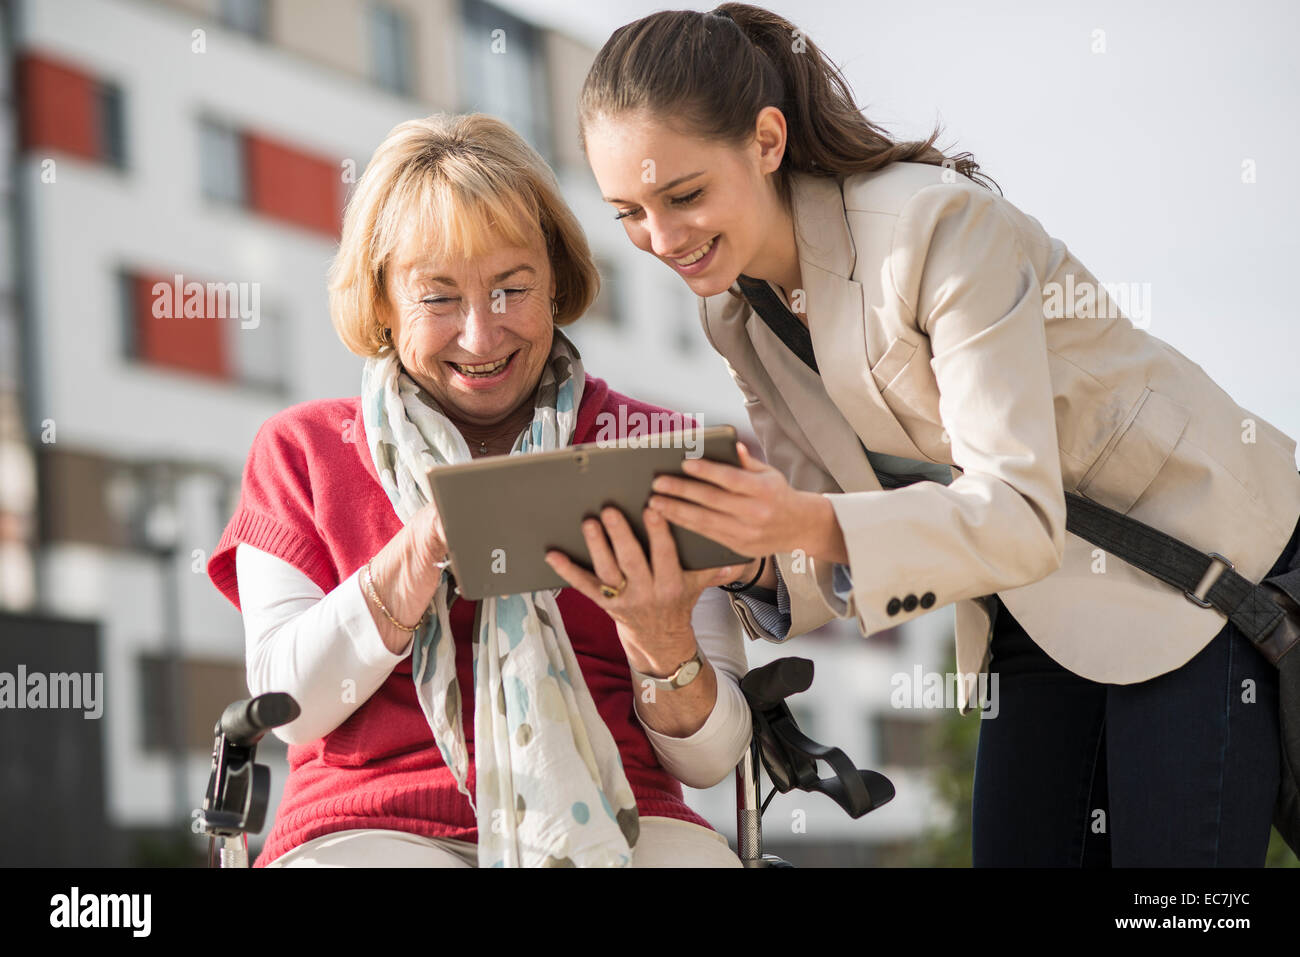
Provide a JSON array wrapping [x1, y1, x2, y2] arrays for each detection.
[[972, 512, 1300, 866]]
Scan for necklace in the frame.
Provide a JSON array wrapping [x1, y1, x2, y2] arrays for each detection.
[[478, 440, 488, 455]]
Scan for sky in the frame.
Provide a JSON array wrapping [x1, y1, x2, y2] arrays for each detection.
[[491, 0, 1300, 452]]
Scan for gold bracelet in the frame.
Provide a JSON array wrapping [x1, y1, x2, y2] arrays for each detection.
[[363, 559, 428, 633]]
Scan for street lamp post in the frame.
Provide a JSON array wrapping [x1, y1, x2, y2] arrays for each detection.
[[140, 466, 188, 833]]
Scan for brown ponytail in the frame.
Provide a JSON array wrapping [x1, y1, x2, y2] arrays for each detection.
[[578, 3, 1000, 203]]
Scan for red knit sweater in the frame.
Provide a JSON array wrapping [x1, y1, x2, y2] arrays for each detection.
[[207, 374, 716, 866]]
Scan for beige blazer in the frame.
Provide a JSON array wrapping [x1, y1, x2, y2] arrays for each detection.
[[701, 163, 1300, 713]]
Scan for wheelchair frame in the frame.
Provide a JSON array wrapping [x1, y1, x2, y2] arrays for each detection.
[[199, 657, 895, 868]]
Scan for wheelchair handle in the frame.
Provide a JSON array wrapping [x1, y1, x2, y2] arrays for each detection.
[[740, 656, 813, 710], [200, 692, 301, 865], [218, 692, 300, 747], [739, 656, 896, 827]]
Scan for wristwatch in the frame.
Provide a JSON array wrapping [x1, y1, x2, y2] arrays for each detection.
[[630, 648, 705, 692]]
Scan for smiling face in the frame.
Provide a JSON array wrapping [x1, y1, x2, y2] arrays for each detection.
[[582, 108, 792, 298], [381, 229, 556, 430]]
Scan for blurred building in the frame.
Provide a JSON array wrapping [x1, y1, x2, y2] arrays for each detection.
[[1, 0, 959, 867]]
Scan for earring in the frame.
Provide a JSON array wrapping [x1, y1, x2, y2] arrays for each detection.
[[551, 299, 558, 320]]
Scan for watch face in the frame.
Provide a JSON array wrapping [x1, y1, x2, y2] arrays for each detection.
[[674, 659, 703, 687]]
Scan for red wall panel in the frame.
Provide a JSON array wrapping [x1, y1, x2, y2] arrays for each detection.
[[132, 274, 231, 380], [245, 133, 341, 237], [18, 53, 99, 160]]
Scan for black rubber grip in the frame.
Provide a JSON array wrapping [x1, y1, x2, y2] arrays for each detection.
[[219, 692, 300, 746], [740, 657, 813, 711]]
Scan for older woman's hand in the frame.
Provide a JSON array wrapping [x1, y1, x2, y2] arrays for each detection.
[[362, 501, 452, 655], [411, 502, 451, 566], [543, 505, 743, 677]]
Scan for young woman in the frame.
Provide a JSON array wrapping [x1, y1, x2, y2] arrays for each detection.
[[576, 3, 1300, 866]]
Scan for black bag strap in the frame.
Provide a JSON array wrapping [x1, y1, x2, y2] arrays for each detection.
[[1064, 491, 1299, 652], [735, 274, 819, 373], [735, 275, 933, 490]]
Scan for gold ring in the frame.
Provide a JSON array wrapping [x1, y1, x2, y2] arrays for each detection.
[[599, 576, 628, 600]]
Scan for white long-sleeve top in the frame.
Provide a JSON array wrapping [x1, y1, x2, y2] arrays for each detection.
[[234, 542, 753, 789]]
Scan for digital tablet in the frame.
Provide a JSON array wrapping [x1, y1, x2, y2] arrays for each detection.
[[425, 425, 753, 600]]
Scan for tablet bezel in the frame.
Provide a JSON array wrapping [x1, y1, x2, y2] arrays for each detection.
[[425, 425, 754, 600]]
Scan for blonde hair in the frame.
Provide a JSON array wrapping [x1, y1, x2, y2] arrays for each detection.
[[329, 113, 600, 357]]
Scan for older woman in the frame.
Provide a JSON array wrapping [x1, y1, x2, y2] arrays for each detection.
[[205, 113, 753, 868]]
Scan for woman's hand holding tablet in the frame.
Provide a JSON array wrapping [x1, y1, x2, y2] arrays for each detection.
[[425, 426, 754, 602], [646, 441, 850, 567], [544, 503, 745, 674]]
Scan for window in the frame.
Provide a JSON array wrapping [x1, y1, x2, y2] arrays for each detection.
[[118, 266, 287, 391], [369, 3, 413, 96], [139, 654, 252, 753], [195, 117, 341, 236], [118, 268, 231, 381], [459, 0, 552, 164], [198, 117, 246, 205], [228, 299, 284, 393], [245, 131, 343, 236], [116, 269, 138, 362], [18, 54, 128, 169], [40, 448, 128, 549], [218, 0, 269, 39], [96, 82, 126, 168]]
